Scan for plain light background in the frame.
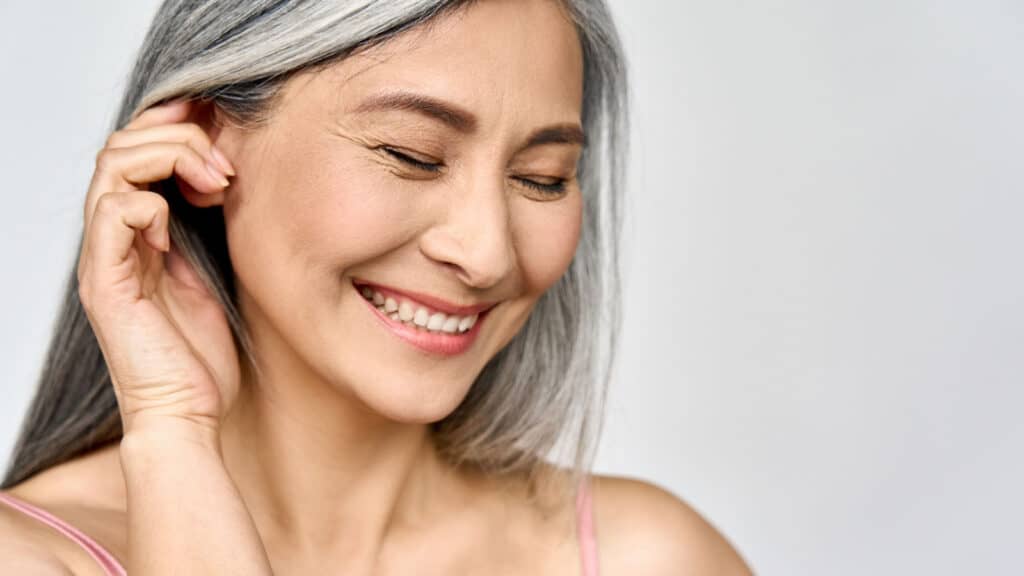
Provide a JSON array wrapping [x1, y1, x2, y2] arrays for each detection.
[[2, 2, 1021, 574]]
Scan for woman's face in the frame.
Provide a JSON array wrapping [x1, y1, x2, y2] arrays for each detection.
[[213, 0, 584, 422]]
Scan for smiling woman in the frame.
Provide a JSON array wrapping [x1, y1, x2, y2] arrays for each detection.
[[0, 0, 750, 574]]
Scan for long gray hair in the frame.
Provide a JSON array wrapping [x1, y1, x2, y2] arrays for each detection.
[[3, 0, 628, 506]]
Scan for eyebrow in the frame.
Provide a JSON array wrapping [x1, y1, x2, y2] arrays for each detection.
[[351, 90, 586, 149]]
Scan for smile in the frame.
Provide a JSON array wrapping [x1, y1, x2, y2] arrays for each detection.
[[352, 279, 495, 355]]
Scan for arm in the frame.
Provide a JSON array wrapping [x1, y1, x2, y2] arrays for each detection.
[[119, 421, 274, 575], [77, 99, 267, 574]]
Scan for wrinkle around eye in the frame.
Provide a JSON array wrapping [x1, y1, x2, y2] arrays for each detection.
[[372, 152, 446, 182], [378, 145, 443, 170], [321, 124, 443, 173], [324, 123, 581, 188]]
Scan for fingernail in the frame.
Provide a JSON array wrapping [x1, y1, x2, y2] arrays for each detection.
[[205, 161, 230, 188], [210, 145, 236, 176]]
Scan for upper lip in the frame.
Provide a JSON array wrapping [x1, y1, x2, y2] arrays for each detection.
[[352, 278, 499, 317]]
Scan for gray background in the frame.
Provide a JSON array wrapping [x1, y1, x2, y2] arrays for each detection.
[[2, 2, 1021, 574]]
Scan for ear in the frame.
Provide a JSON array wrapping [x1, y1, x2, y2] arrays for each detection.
[[173, 99, 231, 209]]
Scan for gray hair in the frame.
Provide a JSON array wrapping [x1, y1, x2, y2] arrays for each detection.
[[3, 0, 628, 509]]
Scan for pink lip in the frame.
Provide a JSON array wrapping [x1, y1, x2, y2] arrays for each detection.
[[353, 281, 490, 356], [351, 279, 497, 316]]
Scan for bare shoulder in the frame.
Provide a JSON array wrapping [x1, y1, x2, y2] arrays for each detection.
[[588, 474, 753, 576], [0, 444, 127, 576], [0, 492, 75, 575]]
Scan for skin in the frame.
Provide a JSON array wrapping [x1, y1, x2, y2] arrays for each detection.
[[1, 0, 753, 574]]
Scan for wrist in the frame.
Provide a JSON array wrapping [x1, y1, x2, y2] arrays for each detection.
[[120, 416, 223, 457]]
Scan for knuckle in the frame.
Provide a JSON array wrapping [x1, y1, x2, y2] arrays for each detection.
[[104, 130, 126, 149], [94, 147, 119, 172], [77, 279, 93, 310], [143, 191, 170, 214], [185, 123, 209, 144], [172, 141, 196, 159], [94, 191, 122, 215], [154, 193, 170, 213]]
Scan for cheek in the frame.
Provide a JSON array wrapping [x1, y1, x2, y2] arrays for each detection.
[[231, 146, 422, 286], [292, 162, 418, 269], [512, 193, 583, 294]]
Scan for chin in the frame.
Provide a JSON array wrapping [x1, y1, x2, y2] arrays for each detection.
[[368, 400, 462, 426], [345, 372, 474, 425]]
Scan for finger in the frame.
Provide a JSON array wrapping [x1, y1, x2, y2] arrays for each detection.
[[80, 191, 169, 307], [86, 142, 230, 230], [125, 99, 192, 131], [106, 122, 236, 176]]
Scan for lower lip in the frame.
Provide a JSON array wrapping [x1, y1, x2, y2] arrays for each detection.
[[355, 283, 487, 356]]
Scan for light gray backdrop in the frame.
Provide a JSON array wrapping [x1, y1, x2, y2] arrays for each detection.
[[2, 2, 1021, 575]]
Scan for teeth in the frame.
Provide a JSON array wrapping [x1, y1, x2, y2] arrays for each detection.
[[427, 312, 447, 331], [358, 284, 483, 335], [398, 300, 414, 321], [441, 316, 460, 333], [413, 307, 430, 327]]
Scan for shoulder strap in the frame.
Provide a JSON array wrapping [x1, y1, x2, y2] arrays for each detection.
[[575, 477, 600, 576], [0, 491, 126, 576]]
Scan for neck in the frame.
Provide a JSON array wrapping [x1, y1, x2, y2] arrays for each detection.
[[217, 344, 477, 562]]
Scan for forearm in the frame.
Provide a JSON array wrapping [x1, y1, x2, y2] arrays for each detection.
[[119, 422, 274, 575]]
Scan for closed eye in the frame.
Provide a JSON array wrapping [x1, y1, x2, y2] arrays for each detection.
[[380, 145, 569, 197], [513, 176, 567, 195], [380, 146, 442, 172]]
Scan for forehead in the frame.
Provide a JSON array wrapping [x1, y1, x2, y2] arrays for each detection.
[[283, 0, 584, 130]]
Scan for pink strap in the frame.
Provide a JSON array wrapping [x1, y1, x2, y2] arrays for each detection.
[[576, 477, 600, 576], [0, 492, 126, 576]]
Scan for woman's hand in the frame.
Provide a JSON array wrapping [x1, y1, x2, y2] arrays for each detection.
[[78, 99, 276, 575], [77, 99, 240, 441]]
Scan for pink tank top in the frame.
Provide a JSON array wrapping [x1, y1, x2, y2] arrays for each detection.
[[0, 480, 600, 575]]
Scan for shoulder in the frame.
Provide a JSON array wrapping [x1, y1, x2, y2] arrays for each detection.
[[588, 474, 753, 576], [0, 491, 76, 575], [0, 452, 127, 576]]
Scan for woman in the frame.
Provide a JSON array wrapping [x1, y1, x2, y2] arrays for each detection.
[[0, 0, 751, 573]]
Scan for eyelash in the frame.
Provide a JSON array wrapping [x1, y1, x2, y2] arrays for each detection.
[[380, 146, 567, 195]]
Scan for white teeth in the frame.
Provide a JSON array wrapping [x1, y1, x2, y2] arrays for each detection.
[[358, 283, 484, 335], [398, 300, 414, 321], [441, 316, 460, 333], [413, 307, 430, 327], [427, 312, 447, 331]]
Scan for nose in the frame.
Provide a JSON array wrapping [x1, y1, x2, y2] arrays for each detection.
[[418, 174, 517, 290]]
